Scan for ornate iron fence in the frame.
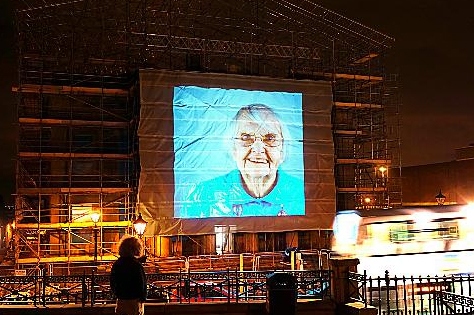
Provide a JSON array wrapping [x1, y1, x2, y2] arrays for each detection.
[[434, 291, 474, 315], [349, 271, 474, 315], [0, 269, 331, 306]]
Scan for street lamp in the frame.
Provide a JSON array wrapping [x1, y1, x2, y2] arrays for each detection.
[[90, 210, 100, 264], [435, 190, 446, 205], [133, 213, 148, 264], [133, 213, 147, 237]]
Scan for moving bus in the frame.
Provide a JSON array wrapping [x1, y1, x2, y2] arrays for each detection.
[[332, 204, 474, 277]]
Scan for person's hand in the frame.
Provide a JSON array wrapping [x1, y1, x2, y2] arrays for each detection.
[[137, 255, 147, 264]]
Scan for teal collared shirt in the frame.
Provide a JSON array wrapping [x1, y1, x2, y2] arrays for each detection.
[[180, 169, 305, 218]]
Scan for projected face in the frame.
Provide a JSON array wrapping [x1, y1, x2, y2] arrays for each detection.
[[231, 104, 284, 198], [171, 84, 309, 219]]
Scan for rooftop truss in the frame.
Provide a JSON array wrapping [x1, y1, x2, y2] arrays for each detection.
[[16, 0, 394, 84]]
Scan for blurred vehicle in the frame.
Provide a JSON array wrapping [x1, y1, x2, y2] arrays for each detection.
[[332, 204, 474, 276]]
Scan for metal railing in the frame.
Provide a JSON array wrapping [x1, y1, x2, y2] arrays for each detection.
[[434, 291, 474, 315], [0, 269, 331, 306], [349, 271, 474, 315]]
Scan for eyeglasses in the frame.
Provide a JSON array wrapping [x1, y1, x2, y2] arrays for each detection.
[[235, 133, 282, 147]]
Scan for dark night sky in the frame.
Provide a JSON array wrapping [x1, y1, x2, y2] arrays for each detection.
[[0, 0, 473, 203], [0, 1, 16, 204], [318, 0, 474, 168]]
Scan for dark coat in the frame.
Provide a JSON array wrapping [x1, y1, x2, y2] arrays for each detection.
[[110, 256, 147, 301]]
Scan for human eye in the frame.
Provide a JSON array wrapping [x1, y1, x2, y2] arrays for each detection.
[[240, 133, 252, 141], [239, 133, 254, 146], [263, 133, 278, 145]]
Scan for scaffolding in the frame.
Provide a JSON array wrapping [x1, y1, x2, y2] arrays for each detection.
[[11, 0, 401, 272]]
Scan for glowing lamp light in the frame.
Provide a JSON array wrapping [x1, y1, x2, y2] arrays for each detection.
[[133, 213, 148, 236], [90, 211, 100, 225], [378, 166, 388, 177]]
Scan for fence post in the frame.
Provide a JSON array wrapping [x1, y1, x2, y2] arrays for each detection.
[[42, 267, 46, 307], [82, 271, 87, 307], [330, 257, 360, 304], [34, 268, 38, 307], [91, 270, 95, 307], [227, 268, 231, 304]]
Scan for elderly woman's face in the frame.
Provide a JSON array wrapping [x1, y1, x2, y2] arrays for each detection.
[[232, 118, 284, 179]]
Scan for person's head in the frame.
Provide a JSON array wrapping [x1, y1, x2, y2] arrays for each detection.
[[118, 235, 143, 258], [231, 104, 285, 181]]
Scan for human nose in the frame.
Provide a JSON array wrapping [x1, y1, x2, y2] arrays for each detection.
[[250, 137, 265, 153]]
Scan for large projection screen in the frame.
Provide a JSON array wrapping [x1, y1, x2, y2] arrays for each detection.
[[138, 70, 335, 235]]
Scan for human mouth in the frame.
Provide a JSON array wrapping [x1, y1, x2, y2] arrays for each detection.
[[247, 157, 268, 164]]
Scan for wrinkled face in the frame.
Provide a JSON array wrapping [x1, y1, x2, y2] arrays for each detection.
[[232, 117, 284, 179]]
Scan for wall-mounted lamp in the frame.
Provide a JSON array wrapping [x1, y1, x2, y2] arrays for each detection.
[[435, 190, 446, 206]]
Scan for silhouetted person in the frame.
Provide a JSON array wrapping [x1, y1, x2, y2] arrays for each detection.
[[110, 235, 147, 315]]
